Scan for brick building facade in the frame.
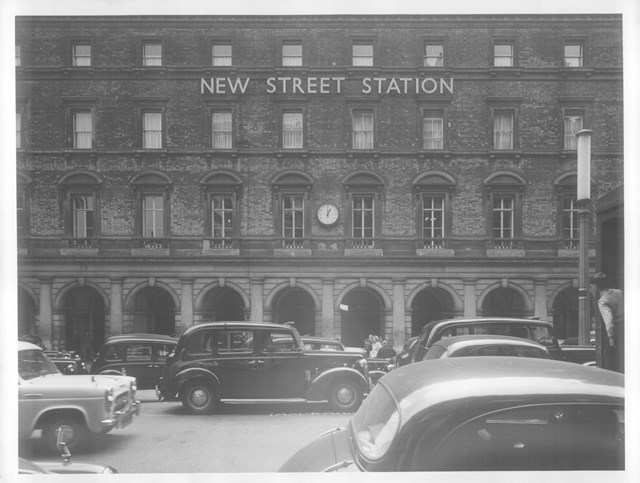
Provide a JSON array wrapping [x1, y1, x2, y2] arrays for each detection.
[[15, 14, 623, 353]]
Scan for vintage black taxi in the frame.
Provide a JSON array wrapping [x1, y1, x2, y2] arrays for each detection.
[[156, 322, 371, 414], [279, 357, 624, 472]]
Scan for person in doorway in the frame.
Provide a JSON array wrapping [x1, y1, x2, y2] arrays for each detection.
[[370, 335, 382, 358], [589, 272, 624, 373], [364, 335, 373, 357]]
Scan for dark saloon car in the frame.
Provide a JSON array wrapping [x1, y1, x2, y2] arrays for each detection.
[[157, 322, 371, 414], [45, 350, 88, 374], [90, 333, 178, 389], [423, 334, 551, 360], [279, 357, 624, 472]]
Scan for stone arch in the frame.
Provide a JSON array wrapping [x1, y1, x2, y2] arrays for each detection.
[[342, 170, 385, 188], [338, 283, 388, 347], [129, 169, 173, 186], [549, 282, 579, 340], [336, 281, 392, 310], [54, 280, 110, 311], [270, 169, 315, 186], [268, 282, 319, 336], [411, 171, 456, 188], [265, 280, 321, 309], [195, 280, 250, 312], [124, 280, 180, 311], [17, 283, 39, 337], [196, 281, 249, 323], [478, 281, 533, 316], [406, 281, 463, 312], [124, 281, 179, 335], [58, 169, 104, 186]]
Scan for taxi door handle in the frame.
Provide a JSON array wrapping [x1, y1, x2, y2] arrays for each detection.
[[24, 393, 43, 398]]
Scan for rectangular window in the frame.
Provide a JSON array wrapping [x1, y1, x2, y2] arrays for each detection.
[[211, 194, 234, 248], [143, 42, 162, 66], [212, 111, 233, 149], [15, 44, 21, 67], [143, 195, 164, 238], [564, 43, 583, 67], [423, 110, 444, 149], [493, 110, 513, 150], [424, 43, 443, 67], [492, 196, 514, 241], [352, 110, 374, 149], [17, 191, 25, 237], [16, 111, 21, 149], [212, 42, 232, 66], [72, 43, 91, 66], [422, 195, 444, 248], [352, 195, 374, 248], [352, 41, 373, 66], [217, 330, 253, 355], [282, 195, 304, 248], [564, 111, 583, 150], [72, 194, 94, 238], [494, 43, 513, 67], [282, 111, 303, 149], [73, 110, 93, 149], [562, 196, 579, 248], [282, 42, 302, 66], [143, 111, 162, 148]]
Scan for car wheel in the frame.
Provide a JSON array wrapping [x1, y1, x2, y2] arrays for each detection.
[[328, 380, 362, 412], [181, 380, 217, 415], [43, 415, 88, 454]]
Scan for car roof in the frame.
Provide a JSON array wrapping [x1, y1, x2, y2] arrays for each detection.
[[18, 341, 42, 351], [380, 357, 624, 422], [432, 334, 548, 350], [180, 321, 293, 337], [302, 336, 342, 344], [104, 333, 178, 343]]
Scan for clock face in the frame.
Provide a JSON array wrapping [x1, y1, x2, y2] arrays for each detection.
[[317, 204, 339, 226]]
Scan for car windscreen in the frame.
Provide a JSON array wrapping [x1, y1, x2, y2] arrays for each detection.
[[350, 382, 400, 461], [19, 349, 60, 379]]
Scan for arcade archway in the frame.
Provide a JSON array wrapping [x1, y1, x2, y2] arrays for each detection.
[[411, 287, 455, 336], [62, 285, 106, 358], [340, 288, 384, 347], [272, 287, 316, 336], [131, 286, 176, 335], [201, 286, 246, 322], [481, 287, 526, 318]]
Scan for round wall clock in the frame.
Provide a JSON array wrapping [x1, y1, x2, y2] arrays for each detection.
[[317, 203, 339, 226]]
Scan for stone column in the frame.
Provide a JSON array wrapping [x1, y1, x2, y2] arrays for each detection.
[[321, 279, 335, 339], [392, 278, 406, 349], [464, 279, 477, 317], [534, 279, 548, 321], [109, 278, 124, 336], [180, 278, 194, 333], [250, 278, 264, 322], [38, 278, 53, 349]]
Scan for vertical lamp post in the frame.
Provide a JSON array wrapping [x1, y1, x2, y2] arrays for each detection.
[[576, 129, 592, 348]]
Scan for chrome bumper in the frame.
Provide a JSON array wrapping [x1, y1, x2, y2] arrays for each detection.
[[101, 400, 141, 429]]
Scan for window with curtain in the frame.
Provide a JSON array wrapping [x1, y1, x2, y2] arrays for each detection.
[[352, 110, 374, 149], [72, 194, 94, 238], [143, 42, 162, 66], [562, 195, 579, 248], [492, 195, 514, 242], [493, 110, 513, 150], [143, 194, 164, 238], [211, 194, 234, 248], [212, 111, 233, 149], [352, 42, 373, 66], [143, 111, 162, 148], [494, 43, 513, 67], [422, 195, 444, 248], [283, 112, 303, 148], [352, 195, 374, 248], [73, 110, 93, 148], [282, 194, 304, 248], [564, 43, 583, 67], [282, 42, 302, 66], [424, 43, 443, 67], [423, 110, 444, 149], [563, 111, 583, 149], [212, 42, 232, 66], [72, 43, 91, 66]]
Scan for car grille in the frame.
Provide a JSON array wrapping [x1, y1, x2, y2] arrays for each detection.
[[114, 393, 131, 412]]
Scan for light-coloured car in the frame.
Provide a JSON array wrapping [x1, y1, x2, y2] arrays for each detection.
[[18, 341, 141, 453], [423, 334, 551, 360]]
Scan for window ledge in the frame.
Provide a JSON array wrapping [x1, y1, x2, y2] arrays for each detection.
[[345, 248, 383, 257], [131, 248, 170, 256], [558, 248, 595, 258], [203, 248, 240, 256], [416, 248, 455, 257], [60, 248, 99, 256], [274, 248, 312, 257], [487, 248, 525, 258], [488, 150, 523, 159], [347, 149, 381, 158]]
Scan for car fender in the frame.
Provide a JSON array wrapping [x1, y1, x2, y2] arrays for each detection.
[[31, 403, 93, 434], [306, 367, 369, 400], [174, 367, 221, 395]]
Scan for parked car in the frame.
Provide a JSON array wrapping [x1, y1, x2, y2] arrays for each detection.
[[395, 336, 418, 367], [279, 357, 624, 472], [423, 334, 551, 360], [18, 341, 140, 453], [90, 333, 178, 389], [156, 322, 371, 414], [407, 317, 595, 364], [45, 349, 88, 374]]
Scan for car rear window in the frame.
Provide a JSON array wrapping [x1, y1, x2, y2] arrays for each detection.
[[425, 403, 624, 471], [217, 330, 253, 355], [436, 323, 556, 348]]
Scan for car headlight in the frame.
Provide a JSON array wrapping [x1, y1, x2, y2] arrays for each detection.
[[105, 387, 114, 411], [130, 380, 137, 394], [356, 358, 368, 369], [102, 466, 118, 474]]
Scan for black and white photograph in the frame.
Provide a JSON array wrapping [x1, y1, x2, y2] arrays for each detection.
[[2, 0, 639, 481]]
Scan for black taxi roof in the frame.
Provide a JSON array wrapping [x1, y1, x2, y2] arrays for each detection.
[[180, 321, 296, 338], [104, 333, 178, 343], [380, 357, 624, 423]]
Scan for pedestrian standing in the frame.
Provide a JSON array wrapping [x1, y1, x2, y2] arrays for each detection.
[[589, 272, 624, 373], [370, 335, 382, 358]]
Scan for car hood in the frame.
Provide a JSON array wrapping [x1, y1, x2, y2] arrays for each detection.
[[279, 427, 358, 472], [21, 373, 135, 394]]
